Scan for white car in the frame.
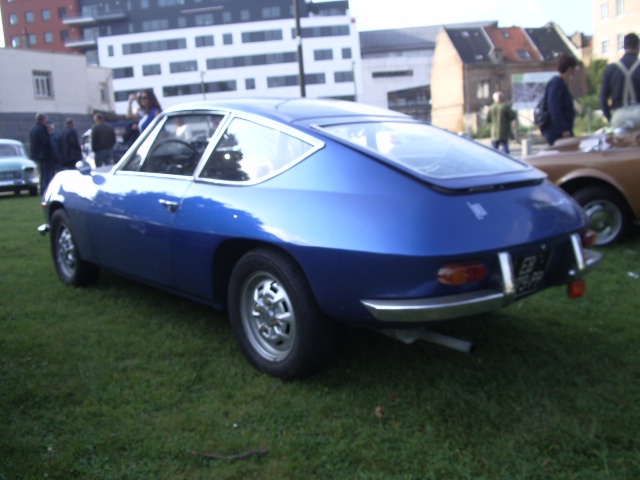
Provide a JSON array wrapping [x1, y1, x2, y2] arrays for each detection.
[[0, 139, 39, 196]]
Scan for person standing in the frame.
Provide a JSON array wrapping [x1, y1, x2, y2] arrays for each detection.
[[46, 121, 61, 170], [58, 118, 83, 169], [599, 33, 640, 122], [29, 112, 54, 194], [541, 54, 579, 146], [486, 91, 517, 154], [127, 89, 162, 132], [91, 113, 116, 167]]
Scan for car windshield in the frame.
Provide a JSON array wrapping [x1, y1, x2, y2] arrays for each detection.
[[0, 144, 25, 157], [321, 121, 528, 179]]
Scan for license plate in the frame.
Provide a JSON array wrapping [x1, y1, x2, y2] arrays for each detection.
[[514, 251, 551, 294]]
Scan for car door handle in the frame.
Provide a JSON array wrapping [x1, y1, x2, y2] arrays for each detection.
[[159, 199, 179, 213]]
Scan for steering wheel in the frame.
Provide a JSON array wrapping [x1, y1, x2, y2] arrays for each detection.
[[148, 138, 199, 157]]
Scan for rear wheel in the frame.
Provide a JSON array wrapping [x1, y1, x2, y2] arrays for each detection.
[[573, 185, 629, 246], [50, 209, 100, 286], [228, 248, 336, 379]]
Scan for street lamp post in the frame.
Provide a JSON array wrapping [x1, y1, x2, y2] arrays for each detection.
[[293, 0, 306, 97]]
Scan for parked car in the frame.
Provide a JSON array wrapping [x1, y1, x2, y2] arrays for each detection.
[[0, 139, 39, 196], [526, 120, 640, 246], [39, 99, 601, 378]]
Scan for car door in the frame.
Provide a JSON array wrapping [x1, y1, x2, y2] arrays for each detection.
[[87, 113, 224, 287]]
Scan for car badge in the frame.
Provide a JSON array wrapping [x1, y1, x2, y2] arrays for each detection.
[[467, 202, 488, 220]]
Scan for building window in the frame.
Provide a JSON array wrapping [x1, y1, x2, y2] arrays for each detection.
[[222, 11, 232, 23], [602, 39, 610, 55], [223, 33, 233, 45], [618, 34, 625, 50], [60, 30, 69, 41], [162, 80, 237, 97], [372, 70, 413, 78], [123, 38, 187, 55], [159, 0, 185, 5], [296, 25, 349, 39], [246, 78, 256, 90], [113, 67, 134, 79], [33, 71, 53, 98], [207, 51, 296, 70], [25, 11, 35, 23], [28, 34, 37, 46], [177, 17, 186, 28], [58, 7, 66, 19], [267, 73, 325, 88], [170, 60, 198, 73], [262, 6, 281, 19], [242, 30, 283, 43], [42, 9, 51, 21], [342, 47, 352, 59], [516, 50, 532, 60], [600, 2, 608, 19], [314, 49, 333, 61], [477, 80, 490, 99], [9, 13, 18, 25], [11, 36, 21, 48], [142, 19, 169, 31], [143, 64, 162, 76], [335, 71, 354, 83], [240, 9, 250, 21], [195, 13, 214, 26], [616, 0, 624, 14], [141, 0, 149, 8], [44, 32, 53, 44], [195, 35, 214, 47]]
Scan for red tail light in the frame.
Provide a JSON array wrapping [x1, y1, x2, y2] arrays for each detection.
[[568, 279, 586, 298], [438, 261, 487, 286]]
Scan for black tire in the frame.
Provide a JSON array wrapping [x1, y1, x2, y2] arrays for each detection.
[[228, 248, 336, 379], [573, 185, 630, 246], [50, 209, 100, 286]]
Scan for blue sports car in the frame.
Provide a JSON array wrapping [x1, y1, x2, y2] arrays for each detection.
[[39, 99, 601, 378]]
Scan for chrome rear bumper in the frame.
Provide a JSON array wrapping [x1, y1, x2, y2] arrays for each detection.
[[361, 234, 602, 323]]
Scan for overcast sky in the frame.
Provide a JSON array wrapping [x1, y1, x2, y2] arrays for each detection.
[[346, 0, 592, 35]]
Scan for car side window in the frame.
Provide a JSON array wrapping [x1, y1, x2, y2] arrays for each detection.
[[199, 117, 314, 182], [121, 114, 224, 176]]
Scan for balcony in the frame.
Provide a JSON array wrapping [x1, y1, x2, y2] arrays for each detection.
[[64, 37, 97, 49], [62, 10, 127, 26]]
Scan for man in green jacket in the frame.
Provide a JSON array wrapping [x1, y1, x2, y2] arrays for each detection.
[[487, 91, 517, 154]]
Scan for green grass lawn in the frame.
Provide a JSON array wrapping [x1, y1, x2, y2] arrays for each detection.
[[1, 195, 639, 479]]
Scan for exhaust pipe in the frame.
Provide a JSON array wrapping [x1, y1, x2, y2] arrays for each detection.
[[382, 329, 475, 354]]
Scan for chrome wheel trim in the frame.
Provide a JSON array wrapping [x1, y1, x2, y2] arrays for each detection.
[[239, 271, 296, 362], [56, 226, 77, 279], [583, 199, 622, 245]]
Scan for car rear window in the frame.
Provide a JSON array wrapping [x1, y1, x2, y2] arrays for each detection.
[[321, 121, 529, 179]]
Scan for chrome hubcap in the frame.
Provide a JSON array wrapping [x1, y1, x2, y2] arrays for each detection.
[[57, 226, 76, 277], [583, 200, 622, 245], [240, 272, 295, 362]]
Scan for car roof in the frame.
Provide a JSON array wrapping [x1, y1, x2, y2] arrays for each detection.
[[0, 139, 23, 146], [162, 98, 409, 125]]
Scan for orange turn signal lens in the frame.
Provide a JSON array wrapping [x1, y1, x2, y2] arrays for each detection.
[[580, 229, 597, 248], [438, 261, 487, 286], [568, 279, 586, 298]]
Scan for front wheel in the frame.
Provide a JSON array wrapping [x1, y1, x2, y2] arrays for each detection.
[[573, 186, 630, 246], [228, 248, 336, 379], [50, 209, 100, 286]]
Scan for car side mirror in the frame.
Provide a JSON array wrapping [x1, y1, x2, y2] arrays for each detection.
[[75, 160, 92, 175]]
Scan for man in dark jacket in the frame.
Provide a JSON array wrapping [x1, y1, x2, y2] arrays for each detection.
[[29, 112, 54, 194], [91, 113, 116, 167], [541, 54, 578, 146], [600, 33, 640, 122], [58, 118, 83, 169]]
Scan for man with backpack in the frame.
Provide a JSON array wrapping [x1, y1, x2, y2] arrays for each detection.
[[599, 33, 640, 122]]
